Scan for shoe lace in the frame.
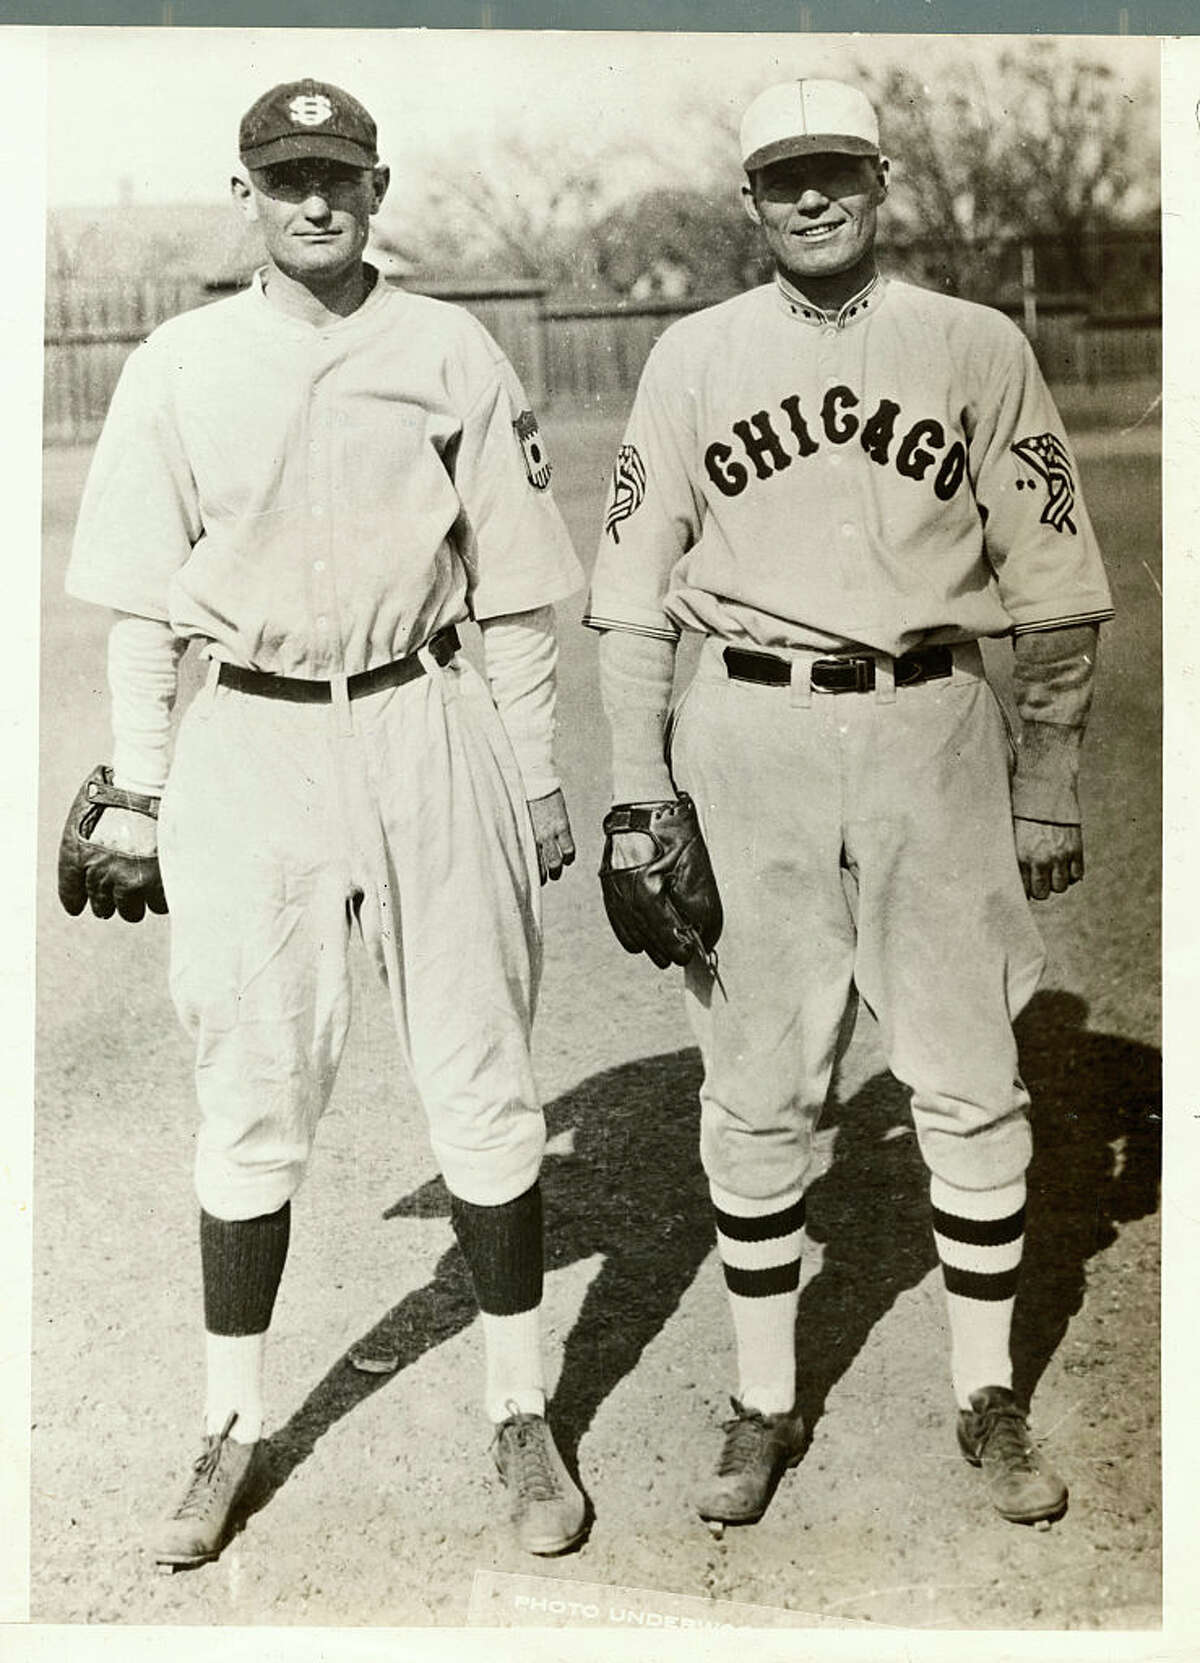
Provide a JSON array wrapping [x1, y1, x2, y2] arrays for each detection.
[[172, 1412, 238, 1520], [715, 1404, 774, 1477], [979, 1403, 1039, 1473], [496, 1408, 563, 1502]]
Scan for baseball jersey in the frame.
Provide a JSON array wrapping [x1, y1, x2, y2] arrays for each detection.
[[68, 271, 582, 677], [585, 276, 1113, 658]]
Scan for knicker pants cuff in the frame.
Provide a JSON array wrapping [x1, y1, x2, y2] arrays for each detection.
[[915, 1111, 1033, 1193], [431, 1118, 546, 1209], [194, 1155, 304, 1224]]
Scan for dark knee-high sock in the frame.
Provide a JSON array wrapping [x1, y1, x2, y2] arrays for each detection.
[[450, 1182, 545, 1421], [200, 1202, 291, 1440]]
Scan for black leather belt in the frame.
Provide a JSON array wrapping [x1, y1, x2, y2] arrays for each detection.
[[217, 627, 460, 702], [723, 642, 954, 693]]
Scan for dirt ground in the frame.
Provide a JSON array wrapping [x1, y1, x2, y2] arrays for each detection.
[[29, 400, 1162, 1636]]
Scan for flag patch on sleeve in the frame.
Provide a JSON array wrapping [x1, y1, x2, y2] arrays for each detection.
[[514, 410, 552, 490], [604, 444, 647, 543], [1011, 433, 1077, 534]]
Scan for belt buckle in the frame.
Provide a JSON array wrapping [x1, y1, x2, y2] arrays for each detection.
[[813, 654, 874, 693], [848, 656, 874, 693]]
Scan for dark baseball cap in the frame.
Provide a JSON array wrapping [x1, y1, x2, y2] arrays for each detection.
[[239, 79, 378, 170]]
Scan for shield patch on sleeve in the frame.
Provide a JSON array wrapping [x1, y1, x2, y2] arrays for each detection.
[[514, 410, 552, 490]]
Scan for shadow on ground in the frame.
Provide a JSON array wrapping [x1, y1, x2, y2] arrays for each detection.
[[253, 988, 1160, 1518], [1010, 989, 1161, 1405]]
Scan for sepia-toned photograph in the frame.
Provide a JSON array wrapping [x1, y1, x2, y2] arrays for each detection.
[[32, 25, 1161, 1634]]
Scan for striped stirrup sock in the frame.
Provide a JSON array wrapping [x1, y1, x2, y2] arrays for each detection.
[[931, 1173, 1026, 1408], [711, 1183, 806, 1416]]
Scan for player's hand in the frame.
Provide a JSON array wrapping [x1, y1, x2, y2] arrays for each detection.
[[598, 795, 723, 974], [528, 788, 576, 884], [1014, 817, 1083, 901]]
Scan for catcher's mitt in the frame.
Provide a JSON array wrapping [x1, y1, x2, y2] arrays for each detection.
[[599, 793, 723, 972], [58, 764, 167, 923]]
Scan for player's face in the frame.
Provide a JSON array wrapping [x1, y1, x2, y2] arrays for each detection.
[[239, 158, 389, 284], [746, 153, 888, 288]]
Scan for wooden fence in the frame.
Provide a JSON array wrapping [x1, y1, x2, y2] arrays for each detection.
[[541, 297, 1163, 406], [42, 278, 1163, 447], [1066, 316, 1163, 385], [543, 298, 689, 410]]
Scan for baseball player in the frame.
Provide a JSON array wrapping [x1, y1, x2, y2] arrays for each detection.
[[589, 78, 1113, 1528], [59, 79, 587, 1566]]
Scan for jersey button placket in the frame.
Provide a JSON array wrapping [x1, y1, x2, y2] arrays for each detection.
[[823, 330, 869, 595], [308, 369, 339, 676], [818, 337, 860, 593]]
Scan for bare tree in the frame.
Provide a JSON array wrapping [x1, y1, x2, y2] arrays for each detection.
[[591, 184, 765, 298], [383, 131, 652, 289], [377, 44, 1157, 308], [857, 42, 1159, 297]]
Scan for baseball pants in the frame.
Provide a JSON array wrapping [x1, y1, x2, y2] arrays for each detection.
[[158, 647, 545, 1221], [669, 637, 1046, 1204]]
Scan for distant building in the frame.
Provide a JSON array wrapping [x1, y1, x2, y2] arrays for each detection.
[[46, 202, 261, 286], [46, 201, 420, 294]]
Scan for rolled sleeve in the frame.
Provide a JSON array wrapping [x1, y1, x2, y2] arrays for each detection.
[[581, 585, 681, 641]]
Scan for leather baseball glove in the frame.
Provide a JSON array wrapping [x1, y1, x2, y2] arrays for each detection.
[[57, 764, 168, 922], [599, 793, 723, 972]]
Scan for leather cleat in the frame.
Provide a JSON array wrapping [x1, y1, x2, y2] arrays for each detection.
[[491, 1403, 586, 1555], [957, 1385, 1068, 1524], [694, 1397, 807, 1524], [151, 1411, 263, 1569]]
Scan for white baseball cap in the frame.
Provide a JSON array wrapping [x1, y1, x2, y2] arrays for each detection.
[[740, 79, 880, 173]]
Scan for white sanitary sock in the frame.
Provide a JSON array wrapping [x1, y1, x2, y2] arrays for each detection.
[[481, 1308, 546, 1423], [205, 1331, 267, 1442]]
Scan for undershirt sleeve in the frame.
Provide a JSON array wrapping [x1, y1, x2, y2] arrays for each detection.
[[597, 627, 678, 804], [107, 611, 186, 795], [479, 605, 562, 801]]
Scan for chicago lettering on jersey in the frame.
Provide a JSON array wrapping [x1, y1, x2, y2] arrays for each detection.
[[703, 385, 969, 505]]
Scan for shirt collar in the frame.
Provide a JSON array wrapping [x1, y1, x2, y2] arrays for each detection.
[[774, 270, 885, 329], [249, 261, 389, 330]]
